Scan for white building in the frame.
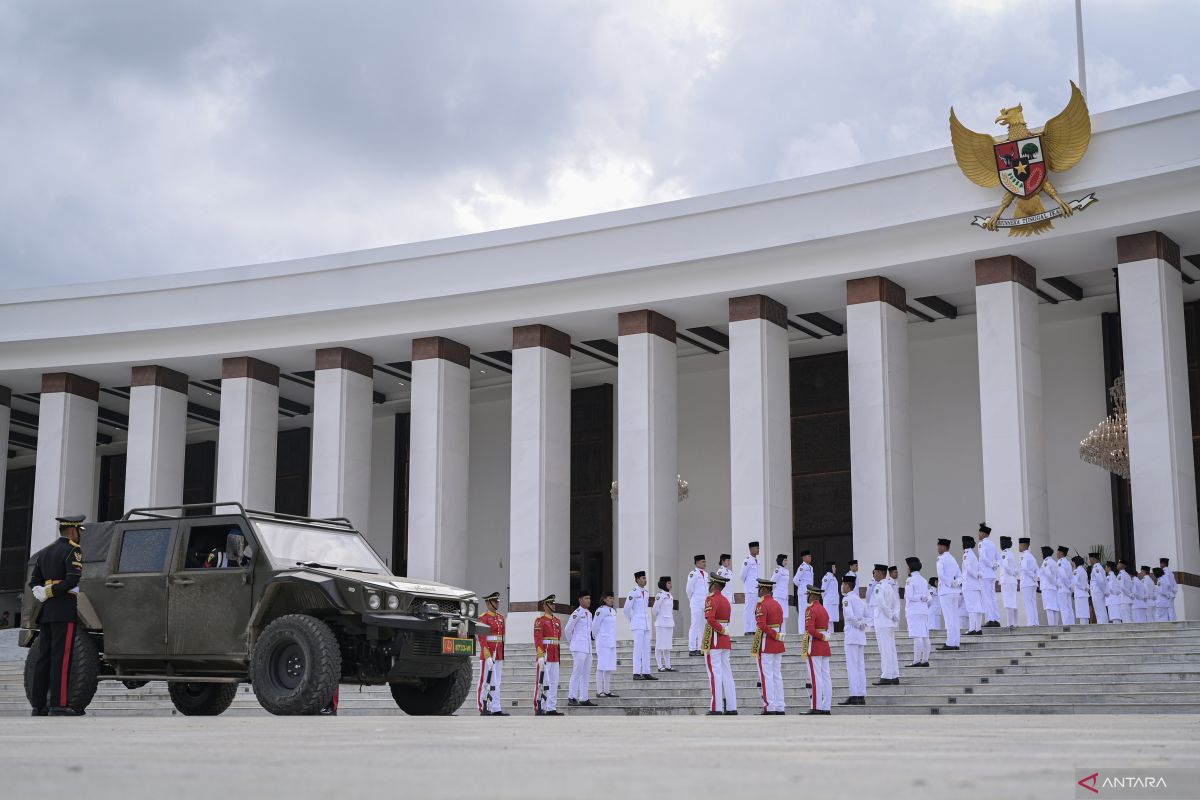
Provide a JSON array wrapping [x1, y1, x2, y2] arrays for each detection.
[[1, 91, 1198, 639]]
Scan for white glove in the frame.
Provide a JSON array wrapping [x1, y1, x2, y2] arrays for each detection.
[[31, 585, 47, 602]]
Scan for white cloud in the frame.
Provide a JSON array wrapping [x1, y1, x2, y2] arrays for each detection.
[[777, 122, 864, 178]]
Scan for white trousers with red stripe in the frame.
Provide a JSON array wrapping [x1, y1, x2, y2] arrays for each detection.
[[757, 652, 784, 712], [807, 655, 831, 711], [477, 659, 503, 713], [704, 649, 737, 712]]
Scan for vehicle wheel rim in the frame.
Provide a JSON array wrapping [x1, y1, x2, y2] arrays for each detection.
[[270, 641, 306, 691]]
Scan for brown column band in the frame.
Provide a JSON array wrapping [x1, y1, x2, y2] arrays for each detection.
[[847, 276, 906, 311], [131, 365, 189, 394], [412, 336, 471, 369], [616, 597, 679, 610], [222, 356, 279, 386], [41, 372, 100, 402], [1117, 231, 1181, 271], [315, 347, 373, 378], [618, 309, 676, 342], [1176, 570, 1200, 589], [729, 294, 788, 329], [975, 255, 1037, 291], [512, 324, 571, 357]]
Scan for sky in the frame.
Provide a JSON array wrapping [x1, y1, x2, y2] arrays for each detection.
[[0, 0, 1197, 289]]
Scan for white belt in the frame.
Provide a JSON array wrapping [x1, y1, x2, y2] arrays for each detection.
[[485, 635, 503, 642], [541, 638, 559, 644]]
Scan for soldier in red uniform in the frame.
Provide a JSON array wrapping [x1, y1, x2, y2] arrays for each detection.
[[477, 591, 509, 716], [703, 573, 737, 715], [532, 594, 562, 716], [803, 585, 832, 715], [754, 576, 786, 715]]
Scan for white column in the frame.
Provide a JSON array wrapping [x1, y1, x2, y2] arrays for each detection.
[[124, 365, 188, 511], [617, 310, 677, 636], [310, 347, 375, 532], [975, 256, 1048, 548], [1118, 231, 1200, 619], [846, 277, 915, 567], [508, 325, 571, 642], [728, 295, 794, 632], [215, 357, 278, 511], [31, 373, 98, 552], [408, 337, 471, 587]]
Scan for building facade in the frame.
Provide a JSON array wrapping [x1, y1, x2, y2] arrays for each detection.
[[2, 91, 1199, 639]]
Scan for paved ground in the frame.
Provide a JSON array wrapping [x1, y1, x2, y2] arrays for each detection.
[[3, 715, 1199, 799]]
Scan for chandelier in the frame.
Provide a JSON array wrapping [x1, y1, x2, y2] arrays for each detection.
[[610, 476, 690, 502], [1079, 374, 1130, 479]]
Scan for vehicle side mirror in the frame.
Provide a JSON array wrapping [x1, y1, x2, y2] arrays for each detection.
[[242, 545, 255, 565], [226, 534, 246, 566]]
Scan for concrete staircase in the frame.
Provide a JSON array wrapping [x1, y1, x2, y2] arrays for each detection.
[[2, 622, 1198, 716]]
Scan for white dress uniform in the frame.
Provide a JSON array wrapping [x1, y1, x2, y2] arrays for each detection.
[[771, 565, 791, 620], [624, 584, 652, 674], [685, 566, 708, 651], [821, 571, 841, 626], [936, 550, 963, 648], [564, 605, 593, 702], [1000, 547, 1020, 627], [717, 564, 735, 605], [978, 536, 1002, 624], [653, 590, 674, 671], [961, 549, 985, 633], [792, 561, 814, 600], [1155, 573, 1175, 621], [928, 583, 943, 630], [1040, 555, 1060, 625], [739, 554, 761, 633], [1132, 574, 1150, 623], [1141, 573, 1157, 622], [591, 605, 618, 696], [1161, 567, 1178, 621], [1056, 557, 1076, 625], [1019, 548, 1040, 626], [1090, 562, 1109, 624], [1105, 572, 1123, 622], [841, 589, 869, 701], [904, 569, 931, 665], [1117, 569, 1134, 623], [1072, 564, 1091, 623], [871, 576, 901, 681]]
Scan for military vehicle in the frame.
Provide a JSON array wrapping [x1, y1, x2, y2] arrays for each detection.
[[20, 503, 483, 716]]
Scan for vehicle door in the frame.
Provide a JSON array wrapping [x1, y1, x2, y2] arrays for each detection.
[[167, 516, 255, 657], [100, 522, 177, 657]]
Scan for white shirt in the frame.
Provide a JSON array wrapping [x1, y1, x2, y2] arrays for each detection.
[[716, 565, 735, 603], [871, 579, 900, 629], [937, 552, 963, 596], [978, 538, 1000, 576], [653, 591, 674, 628], [962, 550, 986, 592], [565, 606, 593, 653], [792, 562, 814, 596], [1073, 565, 1090, 598], [685, 568, 708, 608], [1117, 570, 1134, 601], [841, 592, 868, 646], [1040, 557, 1059, 601], [739, 555, 760, 591], [624, 586, 650, 631], [1057, 559, 1075, 596], [591, 605, 617, 649], [1019, 550, 1039, 589], [771, 566, 790, 606], [820, 572, 840, 613], [904, 571, 931, 616]]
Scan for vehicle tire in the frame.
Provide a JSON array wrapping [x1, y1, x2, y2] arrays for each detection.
[[121, 680, 150, 690], [167, 682, 240, 716], [250, 614, 341, 716], [389, 658, 472, 716], [23, 625, 101, 713]]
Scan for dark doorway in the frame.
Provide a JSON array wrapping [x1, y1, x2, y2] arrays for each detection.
[[275, 427, 311, 517], [392, 413, 411, 575], [98, 454, 126, 521], [182, 440, 216, 515], [570, 384, 614, 602], [0, 466, 34, 592]]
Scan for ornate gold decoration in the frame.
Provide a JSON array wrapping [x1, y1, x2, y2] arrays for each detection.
[[610, 475, 690, 502], [950, 82, 1097, 236], [1079, 373, 1130, 479]]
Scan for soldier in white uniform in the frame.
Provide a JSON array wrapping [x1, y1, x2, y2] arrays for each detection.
[[1071, 556, 1090, 624], [739, 542, 761, 635], [820, 562, 841, 631], [1132, 565, 1152, 623], [1055, 546, 1076, 625], [844, 559, 859, 589], [961, 535, 985, 636], [591, 591, 619, 697], [792, 550, 814, 623], [1160, 558, 1178, 621], [1116, 560, 1135, 623], [1089, 552, 1109, 624], [624, 571, 656, 680], [837, 574, 868, 706], [716, 554, 735, 606], [976, 524, 1002, 627], [998, 535, 1019, 628], [1153, 568, 1174, 621], [565, 590, 596, 706], [653, 576, 675, 672], [904, 557, 931, 668], [771, 554, 791, 622], [928, 577, 943, 630], [936, 539, 963, 650], [871, 564, 901, 685], [685, 554, 708, 656], [1104, 562, 1124, 623], [1018, 538, 1039, 626], [1039, 546, 1060, 625]]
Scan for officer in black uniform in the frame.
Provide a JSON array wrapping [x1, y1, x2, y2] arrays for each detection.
[[28, 514, 87, 716]]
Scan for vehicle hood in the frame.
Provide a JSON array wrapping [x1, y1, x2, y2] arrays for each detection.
[[302, 567, 475, 599]]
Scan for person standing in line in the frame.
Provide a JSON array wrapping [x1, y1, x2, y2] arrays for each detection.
[[887, 566, 899, 588], [739, 542, 762, 635], [771, 554, 791, 625], [998, 536, 1020, 629], [961, 535, 985, 636], [844, 558, 859, 586], [837, 574, 868, 706], [1159, 559, 1178, 621], [1104, 562, 1124, 623], [477, 591, 508, 716], [717, 554, 736, 607], [1138, 566, 1156, 623], [1132, 566, 1152, 623], [685, 555, 708, 656], [565, 590, 595, 707], [532, 594, 562, 716], [871, 564, 901, 686], [1152, 568, 1173, 622], [802, 585, 833, 715], [976, 524, 1002, 628], [27, 514, 87, 717], [1039, 546, 1061, 625], [1071, 556, 1091, 625], [1116, 560, 1135, 624], [904, 557, 931, 668], [820, 562, 841, 634], [792, 550, 814, 627], [1089, 552, 1109, 624], [703, 573, 736, 715], [1017, 538, 1039, 627], [653, 576, 675, 673], [936, 539, 963, 651], [1056, 547, 1076, 625], [625, 571, 656, 680], [928, 577, 943, 631], [592, 591, 619, 698], [753, 577, 786, 715]]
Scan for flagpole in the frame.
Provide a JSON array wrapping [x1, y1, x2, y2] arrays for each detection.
[[1075, 0, 1088, 99]]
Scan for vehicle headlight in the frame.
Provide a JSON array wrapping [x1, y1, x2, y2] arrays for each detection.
[[386, 594, 400, 611], [467, 601, 477, 617], [367, 592, 382, 610]]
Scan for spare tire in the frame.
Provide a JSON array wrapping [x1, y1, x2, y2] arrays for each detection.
[[390, 658, 472, 715], [168, 682, 240, 716], [23, 625, 100, 713], [250, 614, 341, 716]]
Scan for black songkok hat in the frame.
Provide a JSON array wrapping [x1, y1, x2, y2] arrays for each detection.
[[873, 563, 888, 574], [841, 574, 857, 588], [1057, 545, 1069, 556], [1139, 565, 1151, 573], [978, 522, 992, 534], [962, 535, 976, 548], [937, 538, 952, 548], [1160, 558, 1171, 565], [1153, 568, 1164, 577], [578, 589, 591, 599], [999, 536, 1012, 549], [825, 561, 836, 569], [1040, 546, 1053, 558], [800, 550, 812, 557], [694, 554, 706, 563], [634, 570, 646, 580], [748, 541, 759, 549], [1088, 552, 1101, 559], [848, 558, 859, 566], [1018, 537, 1031, 545], [889, 565, 898, 573]]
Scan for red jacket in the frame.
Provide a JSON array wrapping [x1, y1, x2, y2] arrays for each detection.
[[533, 614, 562, 663], [804, 601, 831, 658], [479, 610, 505, 661], [704, 591, 732, 650], [756, 596, 786, 654]]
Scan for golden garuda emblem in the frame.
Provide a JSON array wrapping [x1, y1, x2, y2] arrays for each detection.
[[950, 81, 1097, 236]]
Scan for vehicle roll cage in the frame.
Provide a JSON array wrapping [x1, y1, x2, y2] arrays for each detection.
[[122, 501, 357, 532]]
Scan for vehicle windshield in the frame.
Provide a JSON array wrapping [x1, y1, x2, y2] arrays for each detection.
[[251, 520, 389, 573]]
